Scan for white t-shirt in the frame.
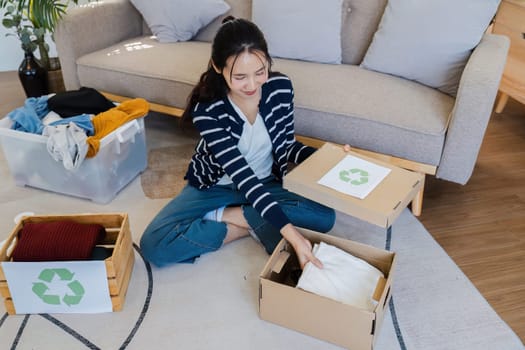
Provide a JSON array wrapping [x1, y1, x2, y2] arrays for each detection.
[[217, 98, 273, 185]]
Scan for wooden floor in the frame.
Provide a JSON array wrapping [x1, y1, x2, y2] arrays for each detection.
[[1, 71, 524, 342], [419, 97, 525, 342]]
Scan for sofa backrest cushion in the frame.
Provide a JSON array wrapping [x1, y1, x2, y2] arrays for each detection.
[[131, 0, 230, 42], [360, 0, 501, 96], [194, 0, 387, 66], [252, 0, 345, 64], [194, 0, 252, 42]]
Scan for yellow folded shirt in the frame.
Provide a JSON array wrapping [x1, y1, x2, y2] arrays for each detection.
[[86, 98, 149, 158]]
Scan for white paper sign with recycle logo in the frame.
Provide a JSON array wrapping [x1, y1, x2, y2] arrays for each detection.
[[2, 261, 112, 314], [317, 155, 391, 199]]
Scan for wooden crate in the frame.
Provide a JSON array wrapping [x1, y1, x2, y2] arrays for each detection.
[[0, 213, 134, 314]]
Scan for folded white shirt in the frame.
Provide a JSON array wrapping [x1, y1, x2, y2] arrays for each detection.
[[296, 242, 384, 311]]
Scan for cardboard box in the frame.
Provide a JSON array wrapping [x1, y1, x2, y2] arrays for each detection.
[[0, 118, 147, 204], [283, 142, 424, 228], [259, 229, 396, 350], [0, 213, 134, 314]]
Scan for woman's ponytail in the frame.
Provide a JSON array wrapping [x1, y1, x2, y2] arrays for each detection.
[[180, 64, 228, 125]]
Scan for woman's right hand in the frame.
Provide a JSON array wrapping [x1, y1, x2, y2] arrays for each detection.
[[280, 223, 323, 270]]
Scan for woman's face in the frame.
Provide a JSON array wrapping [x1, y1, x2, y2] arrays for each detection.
[[220, 50, 268, 103]]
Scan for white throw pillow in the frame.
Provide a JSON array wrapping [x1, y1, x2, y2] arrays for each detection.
[[360, 0, 501, 95], [130, 0, 230, 43], [252, 0, 346, 64]]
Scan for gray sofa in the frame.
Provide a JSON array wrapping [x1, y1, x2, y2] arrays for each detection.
[[55, 0, 509, 213]]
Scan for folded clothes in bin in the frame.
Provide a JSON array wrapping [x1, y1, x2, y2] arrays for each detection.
[[11, 221, 106, 262], [4, 90, 148, 171], [0, 111, 149, 203], [86, 98, 149, 157], [47, 87, 115, 117]]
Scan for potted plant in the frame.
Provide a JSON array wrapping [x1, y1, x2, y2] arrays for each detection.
[[1, 0, 82, 96]]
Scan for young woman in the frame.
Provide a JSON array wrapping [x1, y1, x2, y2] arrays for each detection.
[[140, 17, 338, 269]]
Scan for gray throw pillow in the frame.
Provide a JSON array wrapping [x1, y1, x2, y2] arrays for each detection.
[[252, 0, 346, 64], [360, 0, 501, 95], [130, 0, 230, 43]]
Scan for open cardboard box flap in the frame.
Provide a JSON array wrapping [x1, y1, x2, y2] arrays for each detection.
[[283, 142, 424, 228], [267, 241, 387, 303], [259, 228, 396, 350]]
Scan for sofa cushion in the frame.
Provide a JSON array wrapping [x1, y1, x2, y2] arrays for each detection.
[[195, 0, 389, 66], [273, 58, 455, 165], [76, 37, 210, 108], [360, 0, 501, 96], [130, 0, 230, 42], [194, 0, 252, 42], [252, 0, 346, 64]]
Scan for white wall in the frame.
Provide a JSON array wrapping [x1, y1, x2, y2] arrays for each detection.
[[0, 37, 23, 72], [0, 21, 22, 71]]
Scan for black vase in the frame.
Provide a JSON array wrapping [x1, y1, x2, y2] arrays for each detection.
[[18, 51, 48, 98]]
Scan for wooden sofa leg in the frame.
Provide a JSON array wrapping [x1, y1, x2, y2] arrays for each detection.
[[495, 92, 509, 114], [411, 174, 425, 216]]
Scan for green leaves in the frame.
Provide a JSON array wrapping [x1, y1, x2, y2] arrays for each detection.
[[2, 1, 37, 53], [2, 18, 18, 29], [29, 0, 67, 32], [1, 0, 85, 68], [1, 0, 68, 33], [19, 27, 37, 52]]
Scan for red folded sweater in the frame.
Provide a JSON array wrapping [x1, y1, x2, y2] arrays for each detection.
[[11, 221, 106, 262]]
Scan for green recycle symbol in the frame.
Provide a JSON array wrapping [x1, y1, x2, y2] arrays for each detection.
[[339, 168, 369, 185], [32, 268, 85, 306]]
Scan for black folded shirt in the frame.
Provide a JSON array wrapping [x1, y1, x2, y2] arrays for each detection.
[[48, 87, 115, 117]]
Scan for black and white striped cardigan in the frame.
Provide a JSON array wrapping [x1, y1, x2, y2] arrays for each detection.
[[185, 73, 316, 230]]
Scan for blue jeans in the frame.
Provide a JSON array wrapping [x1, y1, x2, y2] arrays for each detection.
[[139, 176, 335, 266]]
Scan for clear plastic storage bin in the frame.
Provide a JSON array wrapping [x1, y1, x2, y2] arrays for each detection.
[[0, 118, 147, 203]]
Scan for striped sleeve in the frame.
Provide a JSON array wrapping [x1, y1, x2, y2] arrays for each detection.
[[281, 78, 316, 164], [287, 141, 316, 164], [192, 103, 290, 230]]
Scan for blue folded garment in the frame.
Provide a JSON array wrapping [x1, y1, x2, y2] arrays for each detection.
[[8, 95, 50, 134]]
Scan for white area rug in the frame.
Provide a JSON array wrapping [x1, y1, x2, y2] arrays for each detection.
[[0, 205, 523, 350]]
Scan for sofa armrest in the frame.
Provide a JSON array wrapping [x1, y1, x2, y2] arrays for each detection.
[[55, 0, 143, 90], [436, 33, 510, 184]]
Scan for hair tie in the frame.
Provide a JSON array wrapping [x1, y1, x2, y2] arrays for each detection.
[[221, 15, 236, 25]]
